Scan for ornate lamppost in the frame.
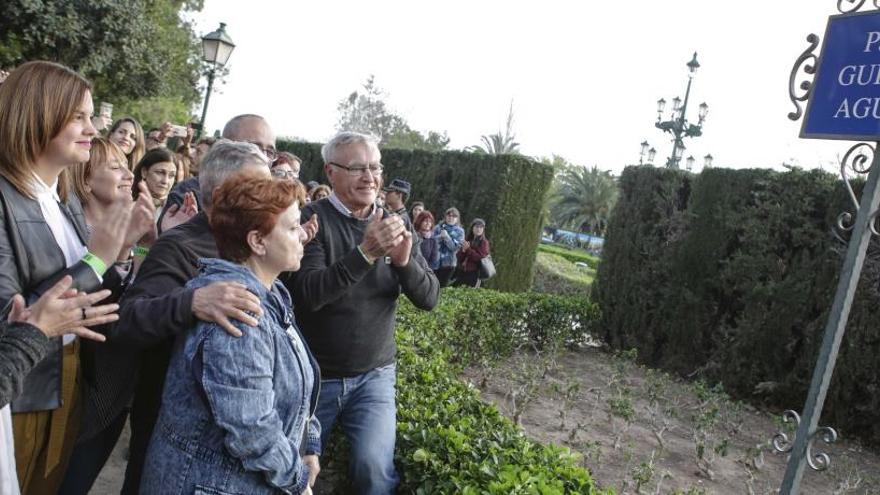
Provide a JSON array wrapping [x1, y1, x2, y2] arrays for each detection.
[[638, 140, 657, 165], [655, 53, 709, 169], [197, 23, 235, 139]]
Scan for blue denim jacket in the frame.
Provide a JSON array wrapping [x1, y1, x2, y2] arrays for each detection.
[[433, 223, 465, 268], [140, 258, 321, 495]]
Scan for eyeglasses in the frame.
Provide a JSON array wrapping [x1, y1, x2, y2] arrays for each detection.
[[328, 161, 383, 177], [271, 169, 297, 179], [247, 141, 277, 161]]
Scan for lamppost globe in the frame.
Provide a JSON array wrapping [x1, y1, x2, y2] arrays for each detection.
[[201, 23, 235, 66], [640, 141, 650, 155], [704, 153, 714, 168], [648, 147, 657, 164], [698, 102, 709, 122], [197, 23, 235, 138], [686, 155, 695, 171], [687, 52, 700, 77]]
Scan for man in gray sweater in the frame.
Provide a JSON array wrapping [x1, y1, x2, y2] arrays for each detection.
[[288, 132, 439, 494]]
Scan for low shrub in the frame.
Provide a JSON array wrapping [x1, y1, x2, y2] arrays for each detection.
[[327, 288, 608, 494]]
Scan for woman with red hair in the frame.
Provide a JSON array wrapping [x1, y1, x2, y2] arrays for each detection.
[[140, 172, 321, 495]]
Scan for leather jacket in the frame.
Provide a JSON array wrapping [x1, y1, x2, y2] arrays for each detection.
[[0, 175, 122, 412]]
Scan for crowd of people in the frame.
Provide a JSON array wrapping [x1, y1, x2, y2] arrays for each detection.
[[0, 60, 491, 495]]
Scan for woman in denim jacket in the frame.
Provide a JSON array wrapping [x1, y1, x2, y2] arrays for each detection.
[[140, 172, 321, 495], [432, 207, 465, 287]]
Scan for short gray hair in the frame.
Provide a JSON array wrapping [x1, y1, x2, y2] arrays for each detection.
[[200, 139, 268, 210], [321, 131, 380, 163]]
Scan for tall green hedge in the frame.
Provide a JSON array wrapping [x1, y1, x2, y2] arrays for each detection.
[[596, 165, 880, 446], [278, 140, 553, 292]]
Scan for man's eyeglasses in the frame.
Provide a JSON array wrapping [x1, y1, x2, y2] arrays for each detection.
[[328, 162, 383, 177], [247, 141, 277, 161], [271, 169, 297, 180]]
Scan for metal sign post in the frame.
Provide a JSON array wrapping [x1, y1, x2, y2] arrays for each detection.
[[775, 2, 880, 494]]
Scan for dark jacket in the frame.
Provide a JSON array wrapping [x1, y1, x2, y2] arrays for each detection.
[[457, 236, 490, 273], [141, 259, 320, 495], [0, 322, 50, 408], [287, 199, 439, 378], [0, 176, 124, 412], [418, 234, 440, 270]]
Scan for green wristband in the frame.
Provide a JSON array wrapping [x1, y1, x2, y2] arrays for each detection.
[[82, 252, 108, 275], [133, 246, 150, 257]]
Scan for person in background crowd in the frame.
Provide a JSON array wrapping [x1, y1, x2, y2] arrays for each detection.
[[113, 140, 317, 494], [1, 276, 119, 409], [144, 128, 164, 150], [190, 136, 216, 177], [60, 138, 157, 495], [415, 211, 440, 271], [0, 60, 133, 495], [382, 178, 412, 231], [433, 207, 465, 287], [288, 131, 439, 495], [132, 148, 178, 221], [309, 184, 331, 202], [141, 172, 320, 495], [173, 148, 192, 181], [160, 114, 277, 225], [107, 117, 146, 170], [272, 151, 302, 180], [453, 218, 491, 288], [410, 201, 424, 222], [376, 189, 386, 208]]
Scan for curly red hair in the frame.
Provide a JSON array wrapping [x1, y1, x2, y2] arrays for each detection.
[[209, 170, 307, 263]]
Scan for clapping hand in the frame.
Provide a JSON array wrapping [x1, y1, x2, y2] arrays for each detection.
[[161, 191, 199, 233], [301, 214, 319, 244], [7, 276, 118, 341], [358, 210, 406, 262]]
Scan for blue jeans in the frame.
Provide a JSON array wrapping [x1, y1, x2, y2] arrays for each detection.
[[316, 363, 398, 495]]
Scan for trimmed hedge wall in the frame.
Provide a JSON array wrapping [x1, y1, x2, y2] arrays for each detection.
[[278, 140, 553, 292], [596, 165, 880, 446]]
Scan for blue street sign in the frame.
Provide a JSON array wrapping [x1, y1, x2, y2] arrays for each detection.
[[802, 11, 880, 140]]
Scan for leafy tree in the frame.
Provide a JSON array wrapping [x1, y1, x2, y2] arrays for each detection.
[[550, 165, 618, 235], [468, 101, 520, 155], [335, 76, 450, 151], [0, 0, 206, 126]]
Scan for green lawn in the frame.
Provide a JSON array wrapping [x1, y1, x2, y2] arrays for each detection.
[[531, 251, 595, 296]]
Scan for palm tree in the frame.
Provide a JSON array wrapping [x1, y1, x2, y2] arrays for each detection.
[[468, 101, 520, 155], [550, 166, 618, 235]]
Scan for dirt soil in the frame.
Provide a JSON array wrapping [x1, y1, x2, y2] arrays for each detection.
[[462, 347, 880, 494]]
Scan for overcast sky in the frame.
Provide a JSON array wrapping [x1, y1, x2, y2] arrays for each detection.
[[188, 0, 853, 175]]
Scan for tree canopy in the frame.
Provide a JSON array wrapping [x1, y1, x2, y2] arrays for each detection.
[[0, 0, 206, 127], [335, 75, 450, 152], [467, 101, 520, 155], [549, 164, 618, 235]]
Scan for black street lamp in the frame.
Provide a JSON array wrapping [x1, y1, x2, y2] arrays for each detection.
[[655, 52, 709, 169], [638, 140, 657, 165], [197, 23, 235, 138]]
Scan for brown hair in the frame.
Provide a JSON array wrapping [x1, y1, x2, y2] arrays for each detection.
[[414, 210, 435, 232], [273, 151, 301, 168], [132, 148, 177, 200], [108, 117, 145, 169], [309, 184, 331, 202], [70, 137, 128, 205], [210, 171, 307, 263], [0, 61, 92, 202]]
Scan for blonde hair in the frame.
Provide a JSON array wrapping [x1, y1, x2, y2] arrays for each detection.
[[70, 137, 128, 205], [108, 117, 145, 169], [0, 61, 92, 202]]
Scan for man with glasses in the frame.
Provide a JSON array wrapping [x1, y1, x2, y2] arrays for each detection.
[[159, 114, 277, 232], [287, 131, 439, 494]]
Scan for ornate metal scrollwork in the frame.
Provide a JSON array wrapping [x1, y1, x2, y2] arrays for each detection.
[[837, 0, 880, 14], [773, 411, 839, 472], [788, 35, 820, 122], [836, 143, 880, 238], [806, 426, 838, 471], [772, 410, 801, 454]]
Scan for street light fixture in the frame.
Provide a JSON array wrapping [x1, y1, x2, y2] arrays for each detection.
[[648, 147, 657, 164], [654, 52, 709, 169], [639, 140, 650, 164], [704, 153, 714, 168], [686, 155, 695, 171], [197, 22, 235, 139]]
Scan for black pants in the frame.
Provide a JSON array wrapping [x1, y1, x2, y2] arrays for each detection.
[[57, 409, 128, 495], [452, 269, 481, 288], [435, 267, 456, 287]]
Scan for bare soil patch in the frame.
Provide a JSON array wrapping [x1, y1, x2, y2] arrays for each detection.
[[463, 347, 880, 494]]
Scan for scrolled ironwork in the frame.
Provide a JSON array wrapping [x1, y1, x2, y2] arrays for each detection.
[[772, 410, 801, 454], [805, 426, 838, 471], [838, 0, 868, 13], [839, 142, 877, 213], [788, 35, 819, 121]]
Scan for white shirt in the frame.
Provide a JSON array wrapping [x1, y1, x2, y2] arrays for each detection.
[[328, 192, 376, 219], [31, 173, 88, 345]]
